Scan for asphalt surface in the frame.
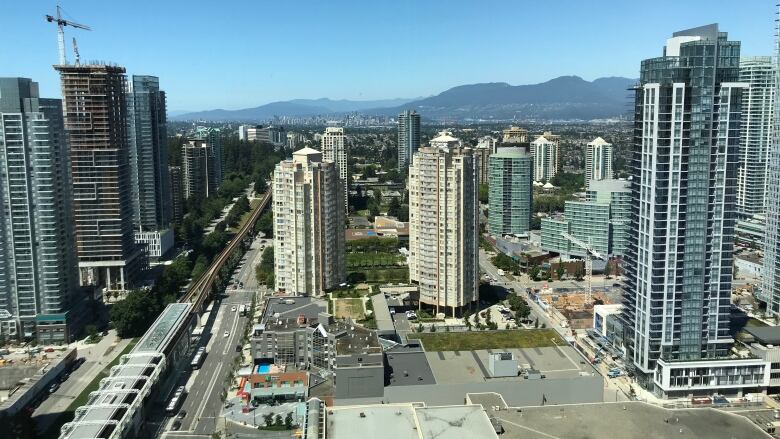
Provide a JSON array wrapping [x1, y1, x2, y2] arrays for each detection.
[[157, 235, 268, 438]]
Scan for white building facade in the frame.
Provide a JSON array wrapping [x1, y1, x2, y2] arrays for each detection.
[[321, 127, 348, 212], [531, 135, 559, 182], [273, 148, 345, 296], [585, 137, 613, 188]]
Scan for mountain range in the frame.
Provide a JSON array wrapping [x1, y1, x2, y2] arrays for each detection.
[[172, 76, 636, 122]]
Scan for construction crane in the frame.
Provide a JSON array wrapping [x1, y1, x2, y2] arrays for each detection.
[[45, 5, 91, 65], [72, 38, 81, 65], [560, 232, 606, 304]]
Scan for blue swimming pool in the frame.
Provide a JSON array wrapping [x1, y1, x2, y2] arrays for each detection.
[[257, 364, 271, 374]]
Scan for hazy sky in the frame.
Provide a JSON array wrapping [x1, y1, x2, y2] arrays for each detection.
[[2, 0, 776, 111]]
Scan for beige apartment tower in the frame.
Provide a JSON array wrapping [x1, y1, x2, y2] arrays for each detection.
[[408, 135, 479, 316], [272, 148, 345, 296]]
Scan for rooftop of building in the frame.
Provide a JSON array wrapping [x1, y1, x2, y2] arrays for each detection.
[[531, 135, 555, 145], [332, 321, 382, 356], [586, 178, 631, 193], [742, 325, 780, 345], [260, 296, 327, 327], [326, 403, 497, 439], [485, 401, 769, 439], [385, 345, 437, 387], [587, 136, 611, 146]]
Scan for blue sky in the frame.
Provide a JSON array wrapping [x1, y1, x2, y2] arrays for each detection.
[[1, 0, 776, 111]]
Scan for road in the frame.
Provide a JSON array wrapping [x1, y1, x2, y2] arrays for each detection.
[[33, 332, 132, 434], [158, 235, 267, 438], [479, 249, 562, 337]]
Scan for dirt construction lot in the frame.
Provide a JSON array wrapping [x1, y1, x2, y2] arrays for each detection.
[[333, 298, 365, 320]]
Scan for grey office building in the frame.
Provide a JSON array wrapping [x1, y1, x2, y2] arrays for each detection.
[[0, 78, 77, 341], [623, 25, 742, 393], [55, 64, 143, 294], [487, 146, 533, 236], [397, 110, 420, 171], [127, 75, 170, 230]]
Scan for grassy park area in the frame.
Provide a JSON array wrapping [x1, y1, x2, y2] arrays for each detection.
[[408, 329, 564, 352]]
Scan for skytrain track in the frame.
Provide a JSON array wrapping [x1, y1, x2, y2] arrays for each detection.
[[179, 190, 271, 313]]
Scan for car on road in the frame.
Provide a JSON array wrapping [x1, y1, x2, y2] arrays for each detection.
[[171, 420, 182, 431], [223, 331, 230, 338], [176, 410, 187, 419], [231, 306, 237, 312], [44, 347, 55, 353], [49, 383, 60, 393]]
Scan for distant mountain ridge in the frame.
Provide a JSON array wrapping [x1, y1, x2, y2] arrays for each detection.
[[173, 76, 636, 121], [172, 98, 418, 121], [379, 76, 636, 120]]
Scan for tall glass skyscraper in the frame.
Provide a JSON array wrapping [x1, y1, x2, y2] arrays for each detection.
[[128, 75, 170, 230], [0, 78, 76, 341], [487, 146, 533, 236], [761, 23, 780, 317], [623, 25, 743, 393], [737, 57, 775, 216], [397, 110, 420, 171]]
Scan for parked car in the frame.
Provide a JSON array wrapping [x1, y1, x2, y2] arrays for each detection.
[[176, 410, 187, 419], [171, 420, 182, 431], [223, 331, 230, 338]]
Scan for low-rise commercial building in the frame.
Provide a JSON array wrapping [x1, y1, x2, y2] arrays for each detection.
[[251, 297, 384, 399]]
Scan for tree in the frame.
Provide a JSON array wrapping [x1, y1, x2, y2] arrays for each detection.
[[110, 289, 164, 338], [274, 414, 284, 427], [254, 178, 267, 195], [478, 183, 489, 204], [387, 197, 402, 219], [604, 262, 612, 279], [255, 210, 273, 237], [284, 412, 294, 429], [417, 323, 423, 333], [529, 265, 541, 281], [555, 265, 565, 280], [372, 189, 383, 205], [263, 413, 274, 428], [85, 325, 99, 340], [430, 324, 437, 332]]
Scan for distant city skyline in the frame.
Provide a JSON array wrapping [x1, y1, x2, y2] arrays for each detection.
[[1, 1, 776, 110]]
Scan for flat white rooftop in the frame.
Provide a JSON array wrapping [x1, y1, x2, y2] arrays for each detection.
[[326, 403, 497, 439]]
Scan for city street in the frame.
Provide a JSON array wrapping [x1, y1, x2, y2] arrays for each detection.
[[159, 234, 267, 438]]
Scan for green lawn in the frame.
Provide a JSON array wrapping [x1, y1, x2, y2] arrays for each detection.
[[42, 338, 138, 439], [408, 329, 564, 352], [346, 252, 404, 269], [347, 267, 408, 283]]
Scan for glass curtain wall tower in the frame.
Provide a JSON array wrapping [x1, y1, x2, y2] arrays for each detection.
[[0, 78, 76, 341], [623, 24, 742, 389], [397, 110, 420, 171]]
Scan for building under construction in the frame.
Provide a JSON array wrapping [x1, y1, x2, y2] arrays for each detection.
[[54, 64, 143, 294]]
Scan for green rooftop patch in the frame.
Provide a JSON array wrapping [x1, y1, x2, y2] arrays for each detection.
[[408, 329, 564, 351]]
